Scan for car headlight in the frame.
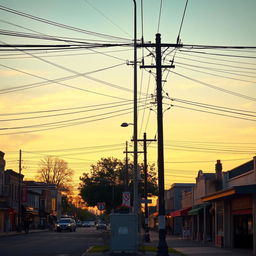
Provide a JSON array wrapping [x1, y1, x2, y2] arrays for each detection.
[[68, 224, 71, 226], [57, 224, 60, 227]]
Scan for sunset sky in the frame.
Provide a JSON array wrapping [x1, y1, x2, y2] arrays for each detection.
[[0, 0, 255, 192]]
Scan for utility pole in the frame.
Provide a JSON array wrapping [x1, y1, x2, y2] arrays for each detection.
[[132, 0, 139, 217], [18, 149, 22, 232], [140, 34, 178, 256], [124, 141, 129, 191], [137, 133, 156, 242]]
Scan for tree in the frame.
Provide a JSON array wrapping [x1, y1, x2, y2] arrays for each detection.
[[79, 157, 158, 214], [36, 156, 74, 192], [61, 196, 95, 221]]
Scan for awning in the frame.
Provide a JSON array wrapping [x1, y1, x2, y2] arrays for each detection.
[[150, 211, 158, 217], [232, 209, 252, 215], [188, 206, 204, 215], [188, 203, 210, 215], [202, 184, 256, 202], [169, 207, 192, 217]]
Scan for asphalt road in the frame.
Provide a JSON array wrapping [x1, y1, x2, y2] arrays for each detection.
[[0, 227, 108, 256]]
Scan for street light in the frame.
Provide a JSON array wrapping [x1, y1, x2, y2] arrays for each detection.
[[120, 122, 133, 127]]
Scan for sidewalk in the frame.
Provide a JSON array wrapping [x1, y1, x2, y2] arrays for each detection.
[[0, 228, 48, 237], [148, 231, 253, 256], [82, 231, 253, 256]]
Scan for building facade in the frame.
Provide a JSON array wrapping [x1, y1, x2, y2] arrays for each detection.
[[202, 157, 256, 255]]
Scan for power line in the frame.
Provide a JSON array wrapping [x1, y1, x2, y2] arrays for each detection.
[[176, 0, 189, 44], [180, 49, 256, 59], [0, 103, 149, 130], [171, 104, 256, 122], [174, 61, 256, 77], [0, 60, 140, 99], [169, 97, 256, 115], [177, 51, 256, 66], [165, 157, 250, 164], [182, 44, 256, 50], [0, 19, 131, 44], [0, 100, 144, 122], [0, 48, 131, 60], [171, 71, 256, 102], [0, 62, 128, 94], [157, 0, 163, 33], [175, 64, 256, 84], [0, 98, 143, 116], [0, 4, 132, 42], [175, 55, 256, 71], [0, 104, 147, 136], [84, 0, 132, 38]]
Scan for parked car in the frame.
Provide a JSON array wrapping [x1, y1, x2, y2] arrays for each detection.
[[82, 220, 95, 227], [96, 222, 107, 230], [76, 221, 83, 227], [55, 218, 76, 232]]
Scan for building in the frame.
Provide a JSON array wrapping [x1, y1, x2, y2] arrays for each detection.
[[23, 181, 62, 228], [4, 169, 24, 231], [0, 151, 8, 232], [165, 183, 195, 235], [202, 157, 256, 254]]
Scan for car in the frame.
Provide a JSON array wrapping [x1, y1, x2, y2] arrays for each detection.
[[76, 221, 83, 227], [96, 223, 107, 230], [82, 220, 95, 227], [55, 218, 76, 232]]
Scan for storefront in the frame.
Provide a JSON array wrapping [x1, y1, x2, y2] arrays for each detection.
[[232, 196, 253, 248], [169, 207, 192, 237], [202, 184, 256, 253]]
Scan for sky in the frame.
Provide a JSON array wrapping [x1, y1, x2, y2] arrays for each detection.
[[0, 0, 255, 193]]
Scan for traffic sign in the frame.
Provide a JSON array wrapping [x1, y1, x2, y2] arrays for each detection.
[[122, 192, 131, 207]]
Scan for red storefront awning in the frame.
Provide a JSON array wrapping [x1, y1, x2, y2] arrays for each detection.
[[169, 207, 192, 217], [232, 209, 252, 215]]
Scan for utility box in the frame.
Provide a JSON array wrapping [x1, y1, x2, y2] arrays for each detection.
[[110, 213, 138, 252]]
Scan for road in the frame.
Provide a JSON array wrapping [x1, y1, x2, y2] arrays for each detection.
[[0, 227, 108, 256]]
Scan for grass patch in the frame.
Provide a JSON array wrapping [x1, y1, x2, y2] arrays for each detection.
[[139, 245, 183, 254], [87, 245, 109, 253]]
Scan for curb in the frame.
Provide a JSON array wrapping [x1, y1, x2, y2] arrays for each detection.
[[0, 229, 49, 238]]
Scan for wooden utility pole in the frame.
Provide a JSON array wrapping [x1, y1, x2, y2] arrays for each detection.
[[137, 133, 156, 242], [18, 149, 22, 232], [140, 33, 178, 256]]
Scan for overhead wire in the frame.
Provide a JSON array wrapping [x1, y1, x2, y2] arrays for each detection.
[[171, 71, 256, 102], [0, 4, 132, 42], [170, 104, 256, 122], [157, 0, 163, 33], [0, 103, 149, 135], [176, 0, 189, 44], [0, 19, 131, 44], [174, 61, 256, 77], [0, 48, 132, 60], [84, 0, 132, 38], [175, 63, 256, 84], [0, 100, 149, 122], [179, 49, 256, 59], [0, 101, 151, 130], [0, 98, 144, 116], [0, 62, 129, 94], [0, 40, 142, 96], [177, 51, 256, 66], [174, 55, 256, 71], [168, 97, 256, 115]]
